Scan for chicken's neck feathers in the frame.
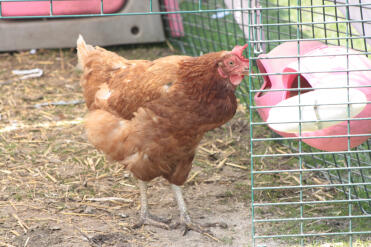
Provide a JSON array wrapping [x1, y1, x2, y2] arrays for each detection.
[[146, 54, 239, 133]]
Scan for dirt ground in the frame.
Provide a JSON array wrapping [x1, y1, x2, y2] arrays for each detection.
[[0, 44, 263, 247]]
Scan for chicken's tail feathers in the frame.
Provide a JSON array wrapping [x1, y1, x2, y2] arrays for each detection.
[[76, 34, 94, 70]]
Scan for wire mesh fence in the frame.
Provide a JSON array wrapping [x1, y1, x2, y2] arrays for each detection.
[[247, 0, 371, 246], [1, 0, 370, 246]]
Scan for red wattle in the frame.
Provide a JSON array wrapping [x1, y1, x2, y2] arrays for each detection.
[[229, 75, 243, 85]]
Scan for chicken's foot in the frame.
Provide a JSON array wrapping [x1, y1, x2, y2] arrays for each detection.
[[132, 180, 171, 229], [170, 184, 227, 236]]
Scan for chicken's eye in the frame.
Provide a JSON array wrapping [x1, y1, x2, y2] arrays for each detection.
[[228, 61, 234, 66]]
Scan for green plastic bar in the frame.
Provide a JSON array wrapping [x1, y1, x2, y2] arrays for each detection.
[[251, 134, 371, 142], [296, 3, 304, 244], [344, 2, 353, 244], [252, 166, 371, 174], [254, 198, 370, 207], [254, 231, 371, 239], [249, 36, 370, 43], [254, 214, 371, 223], [253, 105, 371, 113], [250, 68, 371, 76], [50, 0, 52, 16], [250, 85, 371, 92], [247, 2, 256, 245], [252, 103, 371, 110], [252, 149, 371, 158], [252, 52, 371, 60], [249, 19, 371, 27], [253, 182, 370, 190]]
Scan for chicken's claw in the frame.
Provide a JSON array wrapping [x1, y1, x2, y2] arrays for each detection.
[[202, 222, 228, 229], [182, 222, 213, 236], [132, 213, 172, 230], [170, 219, 227, 237]]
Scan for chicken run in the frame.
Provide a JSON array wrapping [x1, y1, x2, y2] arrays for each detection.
[[0, 1, 370, 247]]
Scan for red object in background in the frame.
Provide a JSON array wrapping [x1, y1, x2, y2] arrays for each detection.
[[2, 0, 126, 16], [163, 0, 184, 37]]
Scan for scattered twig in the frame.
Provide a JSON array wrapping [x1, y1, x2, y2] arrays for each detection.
[[186, 170, 201, 183], [33, 99, 85, 109], [312, 177, 328, 185], [9, 201, 17, 211], [119, 182, 136, 188], [228, 125, 233, 138], [10, 230, 20, 237], [72, 225, 100, 247], [86, 173, 109, 182], [198, 146, 216, 155], [44, 171, 57, 183], [290, 175, 301, 184], [0, 241, 16, 247], [225, 162, 248, 170], [11, 213, 29, 234], [275, 147, 289, 155], [60, 212, 95, 217], [202, 232, 222, 242], [216, 158, 228, 169], [319, 190, 334, 199], [85, 197, 133, 203], [165, 39, 175, 52], [23, 237, 30, 247], [313, 193, 326, 201], [0, 170, 11, 174]]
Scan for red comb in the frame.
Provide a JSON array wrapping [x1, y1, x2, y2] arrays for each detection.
[[232, 44, 249, 61]]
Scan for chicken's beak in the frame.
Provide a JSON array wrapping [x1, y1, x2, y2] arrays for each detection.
[[232, 44, 250, 76]]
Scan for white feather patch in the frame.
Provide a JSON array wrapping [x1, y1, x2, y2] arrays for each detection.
[[112, 63, 128, 70], [163, 84, 170, 92], [119, 120, 126, 127], [101, 91, 111, 100], [96, 84, 112, 101], [124, 152, 139, 164]]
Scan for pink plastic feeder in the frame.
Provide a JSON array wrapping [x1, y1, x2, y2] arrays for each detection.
[[2, 0, 126, 16], [254, 41, 371, 151]]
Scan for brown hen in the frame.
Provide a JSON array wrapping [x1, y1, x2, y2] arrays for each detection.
[[77, 35, 249, 235]]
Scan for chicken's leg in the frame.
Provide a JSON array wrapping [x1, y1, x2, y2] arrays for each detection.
[[171, 184, 227, 235], [132, 180, 171, 229]]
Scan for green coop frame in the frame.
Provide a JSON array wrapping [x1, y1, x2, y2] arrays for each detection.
[[0, 0, 370, 246]]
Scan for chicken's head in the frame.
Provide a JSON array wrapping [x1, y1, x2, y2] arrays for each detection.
[[218, 44, 249, 86]]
